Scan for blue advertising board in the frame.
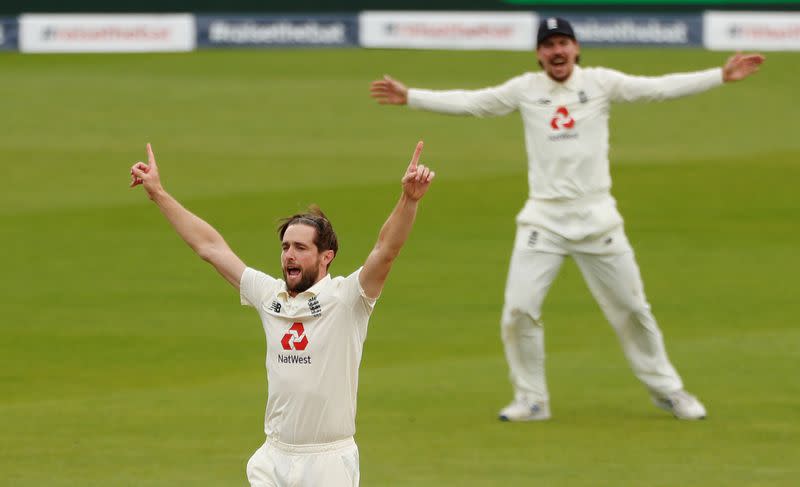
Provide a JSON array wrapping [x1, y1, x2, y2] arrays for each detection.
[[196, 14, 358, 48], [0, 17, 18, 50], [540, 12, 703, 46]]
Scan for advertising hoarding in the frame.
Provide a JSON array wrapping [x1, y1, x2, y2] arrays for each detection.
[[0, 17, 19, 50], [196, 15, 358, 47], [19, 14, 195, 53], [704, 10, 800, 50], [360, 11, 537, 50], [541, 12, 702, 46]]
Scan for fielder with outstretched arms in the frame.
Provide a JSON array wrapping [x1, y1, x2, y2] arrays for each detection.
[[130, 141, 434, 486], [370, 17, 764, 421]]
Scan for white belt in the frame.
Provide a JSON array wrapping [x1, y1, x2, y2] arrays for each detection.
[[266, 436, 355, 454]]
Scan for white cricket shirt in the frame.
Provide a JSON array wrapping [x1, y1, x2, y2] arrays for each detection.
[[408, 65, 723, 238], [240, 266, 376, 445]]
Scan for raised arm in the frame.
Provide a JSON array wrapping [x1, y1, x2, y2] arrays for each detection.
[[359, 141, 435, 299], [604, 53, 765, 103], [129, 144, 246, 289], [370, 74, 521, 118]]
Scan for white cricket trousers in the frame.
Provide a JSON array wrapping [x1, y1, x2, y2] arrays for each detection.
[[501, 223, 684, 404], [246, 437, 359, 487]]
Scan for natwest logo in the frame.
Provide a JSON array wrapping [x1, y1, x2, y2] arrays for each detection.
[[550, 106, 575, 130], [281, 322, 308, 351]]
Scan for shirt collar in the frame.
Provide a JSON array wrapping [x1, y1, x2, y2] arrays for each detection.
[[544, 64, 583, 93], [277, 273, 332, 300]]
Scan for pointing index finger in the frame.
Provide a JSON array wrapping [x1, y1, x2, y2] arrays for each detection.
[[408, 141, 424, 171], [147, 143, 156, 166]]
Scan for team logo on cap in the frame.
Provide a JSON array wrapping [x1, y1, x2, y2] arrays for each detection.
[[281, 322, 309, 351], [547, 18, 558, 30], [550, 106, 575, 130]]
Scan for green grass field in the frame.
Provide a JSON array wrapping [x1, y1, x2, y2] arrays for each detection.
[[1, 47, 798, 486]]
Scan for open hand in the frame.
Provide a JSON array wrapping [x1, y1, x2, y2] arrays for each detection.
[[370, 75, 409, 105], [722, 53, 765, 82], [402, 141, 435, 201]]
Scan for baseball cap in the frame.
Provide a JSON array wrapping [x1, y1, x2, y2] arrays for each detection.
[[537, 17, 576, 46]]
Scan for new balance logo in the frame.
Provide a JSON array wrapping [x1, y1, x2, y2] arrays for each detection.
[[280, 322, 308, 351], [268, 301, 282, 313]]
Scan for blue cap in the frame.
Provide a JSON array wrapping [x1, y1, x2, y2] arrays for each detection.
[[537, 17, 576, 46]]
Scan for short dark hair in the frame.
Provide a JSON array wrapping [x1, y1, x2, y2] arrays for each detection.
[[277, 205, 339, 267]]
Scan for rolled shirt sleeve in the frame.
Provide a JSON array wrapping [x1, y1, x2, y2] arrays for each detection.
[[344, 267, 377, 318], [240, 267, 279, 308]]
